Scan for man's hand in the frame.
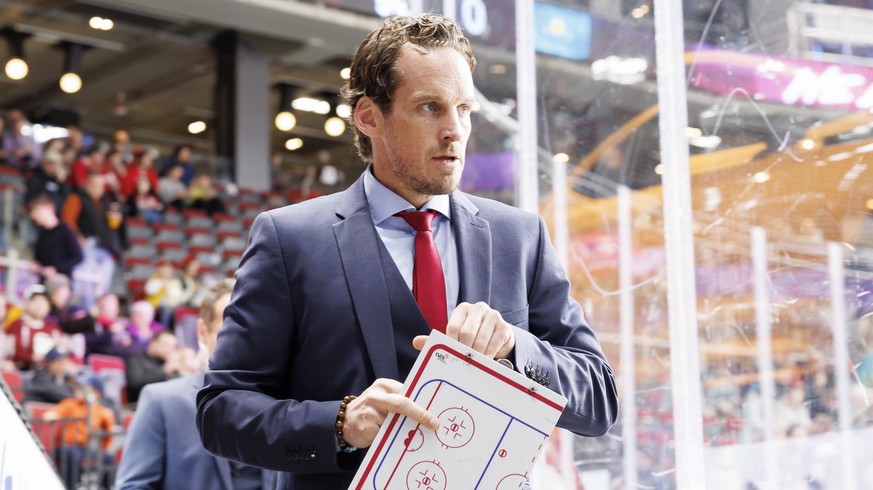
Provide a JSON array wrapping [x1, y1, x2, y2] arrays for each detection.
[[413, 302, 516, 359], [342, 378, 440, 449]]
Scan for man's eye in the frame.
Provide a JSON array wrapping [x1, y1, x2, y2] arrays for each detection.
[[423, 102, 437, 112]]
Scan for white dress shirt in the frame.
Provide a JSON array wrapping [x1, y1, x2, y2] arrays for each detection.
[[363, 168, 459, 318]]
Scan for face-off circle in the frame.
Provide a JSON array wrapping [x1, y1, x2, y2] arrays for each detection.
[[406, 460, 446, 490], [435, 406, 475, 448], [496, 473, 528, 489]]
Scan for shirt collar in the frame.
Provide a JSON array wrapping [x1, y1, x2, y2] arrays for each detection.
[[363, 166, 451, 226]]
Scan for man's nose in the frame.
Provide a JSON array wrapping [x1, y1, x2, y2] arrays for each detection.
[[440, 112, 463, 143]]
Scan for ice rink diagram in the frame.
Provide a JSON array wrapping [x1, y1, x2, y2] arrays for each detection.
[[350, 332, 567, 490]]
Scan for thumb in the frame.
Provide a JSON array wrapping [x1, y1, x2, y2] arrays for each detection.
[[412, 336, 428, 351]]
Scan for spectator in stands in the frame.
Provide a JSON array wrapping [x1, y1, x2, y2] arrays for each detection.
[[2, 109, 40, 169], [62, 171, 126, 308], [23, 345, 78, 403], [125, 330, 180, 403], [127, 300, 165, 345], [46, 374, 116, 490], [187, 172, 227, 216], [5, 287, 63, 370], [65, 124, 85, 155], [29, 193, 84, 281], [85, 293, 143, 358], [45, 273, 95, 335], [159, 144, 195, 185], [145, 260, 184, 327], [113, 128, 134, 164], [774, 383, 813, 437], [68, 144, 106, 190], [177, 256, 203, 307], [102, 149, 125, 196], [42, 137, 66, 167], [116, 279, 277, 489], [24, 152, 69, 212], [121, 146, 159, 198], [156, 164, 188, 211], [125, 176, 164, 225]]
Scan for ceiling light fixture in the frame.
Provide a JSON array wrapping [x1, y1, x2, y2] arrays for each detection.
[[88, 16, 114, 31], [188, 120, 206, 134], [274, 83, 297, 132], [2, 29, 30, 81], [285, 137, 303, 151], [58, 42, 85, 94], [323, 93, 346, 137]]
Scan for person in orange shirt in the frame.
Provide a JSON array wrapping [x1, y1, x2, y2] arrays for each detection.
[[46, 374, 116, 489]]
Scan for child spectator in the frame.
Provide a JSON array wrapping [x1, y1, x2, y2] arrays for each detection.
[[125, 177, 164, 225], [187, 173, 227, 216], [46, 375, 116, 489], [145, 260, 184, 327], [23, 345, 78, 404], [5, 287, 64, 370]]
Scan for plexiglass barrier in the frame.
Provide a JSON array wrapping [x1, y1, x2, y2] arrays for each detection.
[[457, 0, 873, 488]]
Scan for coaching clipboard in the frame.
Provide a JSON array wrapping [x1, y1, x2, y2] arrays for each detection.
[[349, 331, 567, 490]]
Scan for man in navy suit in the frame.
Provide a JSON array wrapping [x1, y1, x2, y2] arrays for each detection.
[[197, 13, 618, 489], [116, 280, 277, 489]]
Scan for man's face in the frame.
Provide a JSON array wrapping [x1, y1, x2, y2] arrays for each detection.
[[365, 45, 475, 207]]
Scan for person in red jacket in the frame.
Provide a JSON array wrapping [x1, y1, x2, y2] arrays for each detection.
[[4, 287, 64, 370], [120, 146, 159, 198]]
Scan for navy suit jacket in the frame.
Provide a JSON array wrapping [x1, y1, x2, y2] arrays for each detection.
[[116, 373, 277, 489], [197, 174, 618, 489]]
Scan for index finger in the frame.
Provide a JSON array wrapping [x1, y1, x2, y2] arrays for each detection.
[[375, 393, 441, 431]]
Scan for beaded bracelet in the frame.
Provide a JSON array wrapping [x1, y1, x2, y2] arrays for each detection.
[[335, 395, 358, 453]]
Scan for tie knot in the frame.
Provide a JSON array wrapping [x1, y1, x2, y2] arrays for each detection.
[[397, 210, 437, 232]]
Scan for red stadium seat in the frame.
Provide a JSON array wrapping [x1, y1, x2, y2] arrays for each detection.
[[1, 370, 25, 403]]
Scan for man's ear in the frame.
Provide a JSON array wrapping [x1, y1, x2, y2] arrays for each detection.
[[353, 96, 381, 138]]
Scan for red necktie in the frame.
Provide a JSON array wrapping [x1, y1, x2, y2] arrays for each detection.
[[397, 210, 448, 332]]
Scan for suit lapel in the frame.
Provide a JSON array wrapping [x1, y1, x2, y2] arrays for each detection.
[[333, 177, 400, 380], [451, 192, 492, 305]]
